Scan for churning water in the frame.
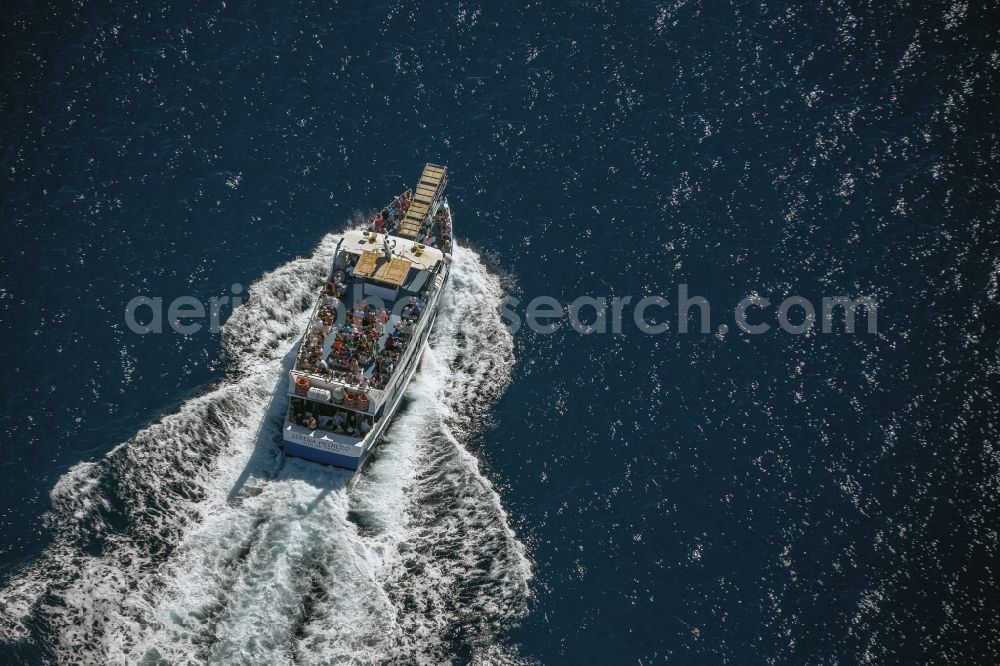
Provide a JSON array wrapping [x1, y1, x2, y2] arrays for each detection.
[[0, 234, 531, 664]]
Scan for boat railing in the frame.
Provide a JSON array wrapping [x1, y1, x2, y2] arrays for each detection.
[[289, 369, 384, 415]]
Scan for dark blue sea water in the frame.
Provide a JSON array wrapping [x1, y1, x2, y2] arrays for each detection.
[[2, 0, 998, 663]]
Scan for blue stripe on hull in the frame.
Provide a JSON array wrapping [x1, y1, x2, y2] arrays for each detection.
[[282, 440, 367, 470]]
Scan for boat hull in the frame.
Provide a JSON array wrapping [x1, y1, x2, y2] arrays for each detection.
[[281, 439, 365, 469]]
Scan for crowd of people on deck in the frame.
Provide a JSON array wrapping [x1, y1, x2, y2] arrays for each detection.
[[372, 190, 412, 235], [429, 206, 453, 252], [296, 280, 427, 393], [367, 189, 453, 253], [290, 291, 425, 436], [296, 270, 348, 376], [289, 397, 372, 437], [408, 205, 452, 251]]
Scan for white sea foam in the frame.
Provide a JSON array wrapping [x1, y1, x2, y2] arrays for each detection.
[[0, 233, 531, 664]]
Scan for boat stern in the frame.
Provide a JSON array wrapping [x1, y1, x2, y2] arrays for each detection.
[[282, 421, 369, 470]]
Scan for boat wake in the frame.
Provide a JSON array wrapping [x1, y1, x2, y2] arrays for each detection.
[[0, 231, 531, 664]]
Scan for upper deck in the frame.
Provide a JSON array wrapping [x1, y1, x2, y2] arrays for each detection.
[[339, 230, 444, 272]]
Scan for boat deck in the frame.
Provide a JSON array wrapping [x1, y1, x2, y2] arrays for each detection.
[[314, 295, 423, 384]]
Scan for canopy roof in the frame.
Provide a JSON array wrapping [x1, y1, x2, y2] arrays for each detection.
[[353, 251, 413, 286]]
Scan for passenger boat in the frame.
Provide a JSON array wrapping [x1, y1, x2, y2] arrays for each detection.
[[282, 163, 453, 470]]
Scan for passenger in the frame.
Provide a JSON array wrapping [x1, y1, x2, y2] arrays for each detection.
[[359, 417, 371, 436], [331, 411, 345, 431], [306, 415, 318, 430]]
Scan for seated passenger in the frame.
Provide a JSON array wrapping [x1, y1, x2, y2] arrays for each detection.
[[306, 415, 318, 430], [359, 417, 371, 436]]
